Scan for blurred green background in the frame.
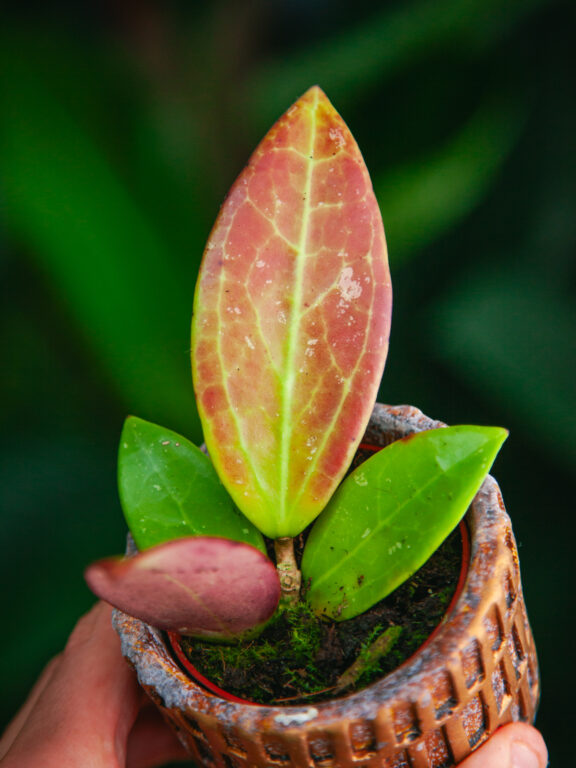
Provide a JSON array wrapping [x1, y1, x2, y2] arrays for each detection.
[[1, 0, 574, 764]]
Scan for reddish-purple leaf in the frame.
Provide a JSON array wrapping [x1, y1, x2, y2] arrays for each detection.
[[85, 537, 281, 638], [191, 86, 392, 538]]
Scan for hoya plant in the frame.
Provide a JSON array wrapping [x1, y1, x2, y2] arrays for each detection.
[[86, 87, 506, 643]]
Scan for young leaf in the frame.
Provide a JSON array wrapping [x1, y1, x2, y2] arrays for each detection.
[[85, 537, 281, 639], [302, 425, 508, 620], [119, 417, 264, 552], [192, 86, 392, 539]]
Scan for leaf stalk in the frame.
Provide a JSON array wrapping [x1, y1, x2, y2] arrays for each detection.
[[274, 537, 302, 606]]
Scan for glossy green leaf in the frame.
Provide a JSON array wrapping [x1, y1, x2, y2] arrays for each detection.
[[302, 425, 508, 620], [192, 86, 392, 539], [118, 417, 264, 552]]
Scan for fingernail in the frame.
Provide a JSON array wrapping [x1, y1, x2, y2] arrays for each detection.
[[511, 740, 541, 768]]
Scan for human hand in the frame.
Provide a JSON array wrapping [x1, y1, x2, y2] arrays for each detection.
[[458, 722, 547, 767], [0, 602, 190, 767], [0, 602, 547, 768]]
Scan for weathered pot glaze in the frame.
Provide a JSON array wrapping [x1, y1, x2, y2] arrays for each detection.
[[113, 404, 540, 768]]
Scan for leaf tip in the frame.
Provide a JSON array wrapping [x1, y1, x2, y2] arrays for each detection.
[[302, 84, 327, 101]]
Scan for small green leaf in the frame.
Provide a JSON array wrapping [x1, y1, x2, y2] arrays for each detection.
[[118, 417, 265, 552], [302, 425, 508, 620]]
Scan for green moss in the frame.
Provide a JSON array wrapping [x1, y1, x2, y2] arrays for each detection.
[[182, 602, 333, 702]]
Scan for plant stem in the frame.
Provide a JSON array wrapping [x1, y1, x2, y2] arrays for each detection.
[[274, 537, 302, 606], [333, 625, 402, 694]]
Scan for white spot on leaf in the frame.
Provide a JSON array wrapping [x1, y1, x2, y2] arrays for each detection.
[[338, 267, 362, 301], [329, 127, 346, 148]]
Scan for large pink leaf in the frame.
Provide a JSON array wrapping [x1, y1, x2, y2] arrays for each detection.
[[85, 537, 281, 638], [192, 86, 391, 538]]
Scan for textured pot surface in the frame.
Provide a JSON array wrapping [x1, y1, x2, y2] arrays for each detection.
[[113, 404, 540, 768]]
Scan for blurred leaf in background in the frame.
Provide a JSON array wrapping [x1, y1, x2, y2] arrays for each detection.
[[1, 0, 573, 764], [433, 266, 576, 469], [0, 30, 203, 436]]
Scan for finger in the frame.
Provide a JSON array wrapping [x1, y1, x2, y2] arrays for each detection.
[[126, 703, 190, 768], [1, 602, 141, 768], [458, 723, 547, 768], [0, 655, 60, 759]]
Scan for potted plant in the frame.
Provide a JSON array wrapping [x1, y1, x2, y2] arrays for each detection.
[[86, 86, 539, 767]]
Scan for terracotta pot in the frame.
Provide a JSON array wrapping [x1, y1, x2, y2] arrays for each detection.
[[113, 403, 540, 768]]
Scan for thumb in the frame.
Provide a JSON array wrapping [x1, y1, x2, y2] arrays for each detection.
[[458, 723, 547, 768], [1, 602, 141, 768]]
